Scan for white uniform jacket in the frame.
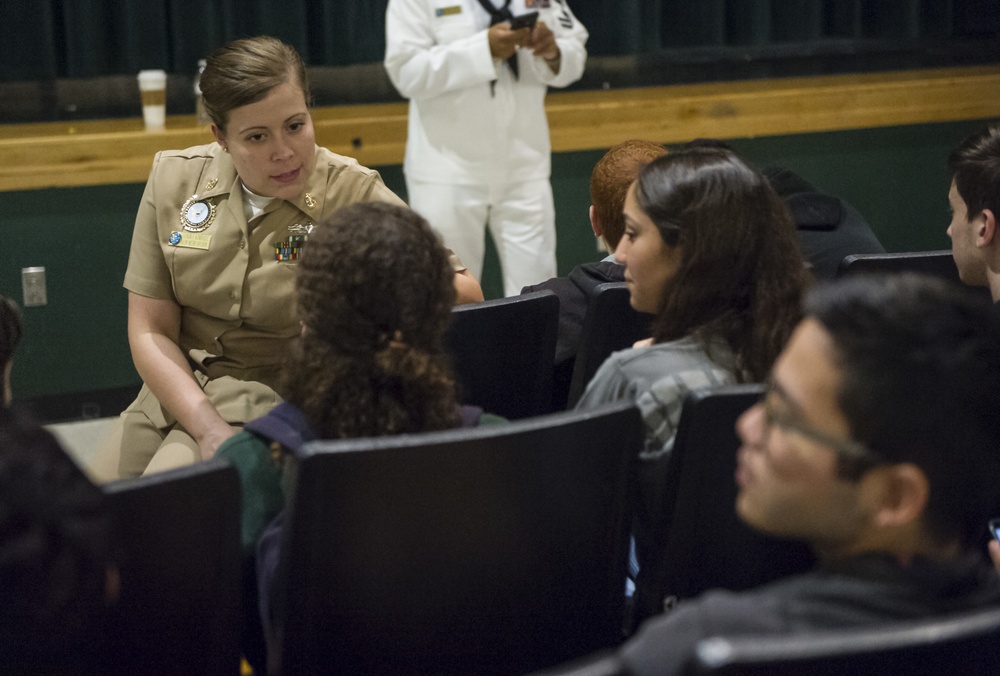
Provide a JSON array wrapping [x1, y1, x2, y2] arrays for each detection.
[[385, 0, 588, 185]]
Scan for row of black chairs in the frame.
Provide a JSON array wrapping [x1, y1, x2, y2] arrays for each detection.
[[547, 604, 1000, 675], [100, 380, 1000, 674], [100, 402, 641, 674], [95, 249, 990, 673], [445, 250, 972, 420]]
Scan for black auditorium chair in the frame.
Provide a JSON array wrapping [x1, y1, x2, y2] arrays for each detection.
[[837, 250, 992, 300], [837, 249, 961, 281], [629, 384, 815, 631], [539, 607, 1000, 675], [100, 460, 242, 675], [271, 402, 642, 675], [445, 289, 559, 420], [565, 282, 653, 409], [686, 606, 1000, 675]]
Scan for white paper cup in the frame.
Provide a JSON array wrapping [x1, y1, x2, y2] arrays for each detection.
[[137, 69, 167, 131]]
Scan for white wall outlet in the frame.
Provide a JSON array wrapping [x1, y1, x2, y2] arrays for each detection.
[[22, 267, 47, 307]]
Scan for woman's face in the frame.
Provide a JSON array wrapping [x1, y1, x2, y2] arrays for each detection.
[[615, 183, 683, 313], [213, 76, 316, 200]]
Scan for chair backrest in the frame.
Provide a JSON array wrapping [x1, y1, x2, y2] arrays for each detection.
[[631, 385, 815, 629], [566, 283, 653, 409], [273, 402, 642, 675], [101, 459, 242, 675], [687, 606, 1000, 675], [836, 250, 961, 281], [445, 289, 559, 419]]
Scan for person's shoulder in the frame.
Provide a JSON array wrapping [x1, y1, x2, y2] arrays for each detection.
[[147, 142, 226, 185], [521, 274, 575, 297], [624, 337, 737, 390], [621, 587, 790, 675], [312, 146, 403, 206], [315, 146, 381, 177], [570, 259, 626, 288], [619, 337, 700, 365], [154, 142, 222, 163]]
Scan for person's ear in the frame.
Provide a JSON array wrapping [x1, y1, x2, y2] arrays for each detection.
[[868, 463, 929, 530], [211, 124, 227, 151], [978, 208, 997, 247], [589, 205, 603, 239]]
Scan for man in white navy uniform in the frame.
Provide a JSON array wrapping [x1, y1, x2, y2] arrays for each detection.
[[385, 0, 588, 296]]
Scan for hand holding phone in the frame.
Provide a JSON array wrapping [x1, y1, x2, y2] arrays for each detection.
[[988, 520, 1000, 575], [509, 11, 538, 31], [989, 518, 1000, 542]]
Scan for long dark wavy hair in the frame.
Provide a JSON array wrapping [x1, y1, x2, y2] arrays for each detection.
[[283, 202, 460, 439], [634, 148, 810, 380]]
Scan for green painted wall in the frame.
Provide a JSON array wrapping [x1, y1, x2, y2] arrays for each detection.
[[1, 118, 993, 404]]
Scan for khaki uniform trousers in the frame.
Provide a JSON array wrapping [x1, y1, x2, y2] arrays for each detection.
[[88, 374, 280, 482]]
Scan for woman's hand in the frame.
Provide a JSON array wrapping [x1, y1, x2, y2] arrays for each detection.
[[128, 292, 234, 459], [195, 421, 241, 461]]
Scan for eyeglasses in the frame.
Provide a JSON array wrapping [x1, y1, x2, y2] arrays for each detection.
[[759, 380, 884, 472]]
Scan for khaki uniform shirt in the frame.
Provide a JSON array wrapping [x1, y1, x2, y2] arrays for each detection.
[[124, 143, 404, 397]]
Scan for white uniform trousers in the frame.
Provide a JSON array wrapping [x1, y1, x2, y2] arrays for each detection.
[[407, 176, 557, 297]]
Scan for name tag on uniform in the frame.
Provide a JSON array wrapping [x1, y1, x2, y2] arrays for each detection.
[[436, 5, 462, 16], [525, 0, 551, 7], [168, 231, 212, 250]]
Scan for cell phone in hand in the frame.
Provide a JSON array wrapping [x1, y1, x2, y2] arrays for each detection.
[[989, 518, 1000, 542], [509, 11, 538, 31]]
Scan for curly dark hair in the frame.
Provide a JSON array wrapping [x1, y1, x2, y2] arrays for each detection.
[[283, 202, 460, 439], [634, 148, 810, 381]]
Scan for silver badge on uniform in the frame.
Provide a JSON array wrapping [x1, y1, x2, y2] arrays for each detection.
[[180, 195, 217, 232]]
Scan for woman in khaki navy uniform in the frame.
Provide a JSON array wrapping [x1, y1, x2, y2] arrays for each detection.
[[93, 36, 481, 481]]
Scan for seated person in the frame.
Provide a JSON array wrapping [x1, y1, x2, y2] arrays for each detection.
[[1, 292, 22, 407], [218, 202, 502, 553], [522, 139, 666, 409], [0, 408, 118, 672], [95, 36, 481, 484], [612, 272, 1000, 674], [574, 148, 810, 602], [215, 201, 501, 668], [946, 123, 1000, 306], [680, 139, 884, 278], [1, 292, 118, 670], [247, 202, 503, 648], [763, 165, 885, 278]]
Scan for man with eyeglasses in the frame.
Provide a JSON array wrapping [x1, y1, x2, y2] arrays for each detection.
[[607, 273, 1000, 675]]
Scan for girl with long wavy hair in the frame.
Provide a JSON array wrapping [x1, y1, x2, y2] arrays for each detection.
[[575, 147, 810, 617], [577, 147, 808, 454]]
